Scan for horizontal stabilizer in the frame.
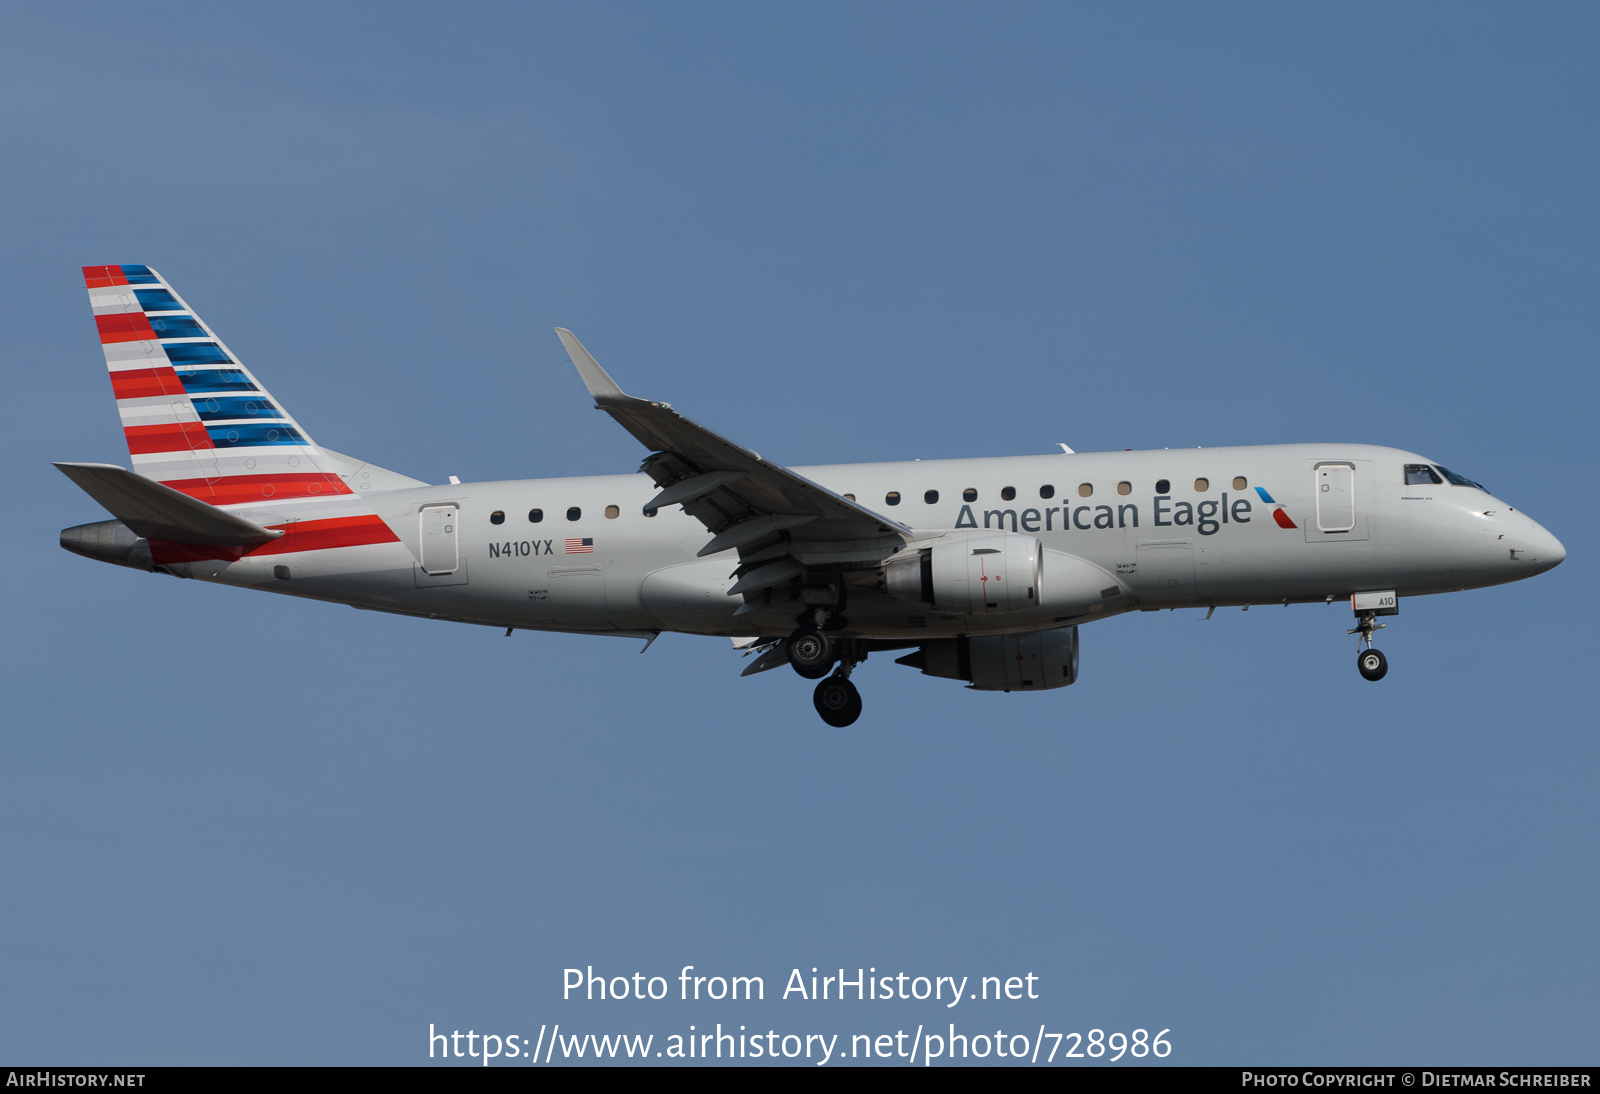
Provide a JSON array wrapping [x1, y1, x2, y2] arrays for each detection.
[[54, 462, 284, 546]]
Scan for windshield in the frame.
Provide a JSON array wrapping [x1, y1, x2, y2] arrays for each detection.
[[1434, 465, 1488, 492]]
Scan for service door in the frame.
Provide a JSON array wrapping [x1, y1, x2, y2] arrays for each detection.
[[544, 562, 604, 623], [1133, 538, 1197, 605], [419, 504, 460, 575], [1315, 463, 1356, 533]]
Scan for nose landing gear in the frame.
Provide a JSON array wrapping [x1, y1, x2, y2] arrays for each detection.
[[1349, 610, 1388, 681]]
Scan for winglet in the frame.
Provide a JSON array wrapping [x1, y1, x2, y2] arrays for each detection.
[[555, 328, 651, 407]]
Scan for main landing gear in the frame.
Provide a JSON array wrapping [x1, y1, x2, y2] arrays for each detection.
[[784, 626, 835, 679], [813, 672, 863, 728], [1349, 610, 1389, 682], [785, 617, 865, 726]]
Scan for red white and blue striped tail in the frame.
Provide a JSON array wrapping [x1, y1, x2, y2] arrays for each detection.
[[83, 263, 353, 510]]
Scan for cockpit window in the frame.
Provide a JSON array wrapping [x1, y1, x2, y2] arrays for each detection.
[[1404, 464, 1442, 486], [1434, 465, 1488, 492]]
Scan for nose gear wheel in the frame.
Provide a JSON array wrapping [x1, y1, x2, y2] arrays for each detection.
[[1348, 609, 1389, 681]]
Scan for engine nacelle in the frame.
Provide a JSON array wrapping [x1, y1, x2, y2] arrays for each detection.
[[883, 536, 1117, 618], [884, 533, 1042, 615], [896, 626, 1080, 692]]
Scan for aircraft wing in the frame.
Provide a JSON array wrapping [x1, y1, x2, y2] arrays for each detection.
[[556, 329, 910, 608]]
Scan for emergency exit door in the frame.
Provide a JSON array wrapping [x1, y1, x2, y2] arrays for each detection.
[[1315, 464, 1356, 533], [419, 505, 460, 574]]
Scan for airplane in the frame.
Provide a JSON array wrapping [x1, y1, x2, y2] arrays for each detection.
[[58, 264, 1566, 726]]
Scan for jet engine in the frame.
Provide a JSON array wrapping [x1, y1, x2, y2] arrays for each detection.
[[882, 533, 1042, 615], [895, 626, 1079, 692], [882, 536, 1118, 618]]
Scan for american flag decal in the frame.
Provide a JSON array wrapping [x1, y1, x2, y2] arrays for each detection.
[[565, 538, 594, 554]]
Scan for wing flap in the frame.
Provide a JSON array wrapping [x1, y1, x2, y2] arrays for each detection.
[[644, 469, 748, 512]]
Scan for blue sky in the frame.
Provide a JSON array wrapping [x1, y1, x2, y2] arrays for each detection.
[[2, 2, 1594, 1065]]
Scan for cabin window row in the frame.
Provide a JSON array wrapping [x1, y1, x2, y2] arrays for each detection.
[[485, 474, 1257, 522], [876, 476, 1250, 506], [488, 504, 635, 525]]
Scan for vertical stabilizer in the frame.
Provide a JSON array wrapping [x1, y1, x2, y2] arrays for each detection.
[[77, 265, 401, 561], [83, 264, 350, 509]]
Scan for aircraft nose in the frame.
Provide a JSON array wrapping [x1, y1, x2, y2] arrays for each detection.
[[1524, 519, 1565, 574], [1538, 526, 1566, 569]]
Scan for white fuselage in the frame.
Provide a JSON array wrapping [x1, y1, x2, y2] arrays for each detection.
[[166, 443, 1564, 641]]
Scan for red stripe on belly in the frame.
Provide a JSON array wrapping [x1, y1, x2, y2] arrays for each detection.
[[251, 514, 400, 556], [148, 541, 250, 564], [149, 515, 399, 564]]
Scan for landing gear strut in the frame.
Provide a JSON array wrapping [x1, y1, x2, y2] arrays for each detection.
[[1349, 610, 1388, 681]]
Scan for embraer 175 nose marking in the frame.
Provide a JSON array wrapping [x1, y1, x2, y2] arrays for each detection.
[[58, 265, 1565, 726]]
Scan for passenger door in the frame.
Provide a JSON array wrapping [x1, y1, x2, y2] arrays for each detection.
[[1316, 463, 1356, 532], [1306, 461, 1369, 542], [419, 504, 460, 575]]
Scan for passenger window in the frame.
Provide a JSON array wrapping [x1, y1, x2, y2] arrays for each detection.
[[1233, 476, 1248, 491], [1155, 479, 1170, 494], [1117, 481, 1131, 496], [1039, 484, 1055, 499], [1405, 464, 1443, 486], [490, 510, 505, 525], [924, 490, 939, 504], [843, 493, 855, 501], [885, 491, 901, 506], [604, 505, 620, 519], [528, 509, 544, 523], [1078, 483, 1093, 498], [1194, 478, 1209, 492], [963, 488, 977, 502], [1001, 486, 1016, 501], [566, 507, 581, 521]]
